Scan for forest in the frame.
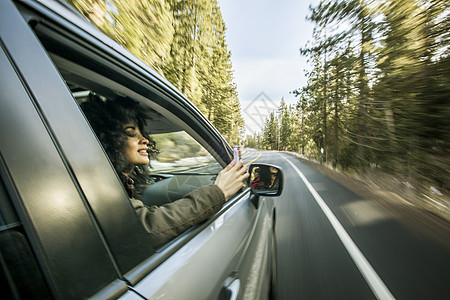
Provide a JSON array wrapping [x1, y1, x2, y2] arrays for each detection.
[[249, 0, 449, 196], [66, 0, 244, 146]]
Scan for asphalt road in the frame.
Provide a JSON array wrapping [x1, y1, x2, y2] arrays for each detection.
[[242, 149, 450, 300]]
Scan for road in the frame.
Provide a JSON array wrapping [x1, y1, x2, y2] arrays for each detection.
[[242, 149, 450, 300]]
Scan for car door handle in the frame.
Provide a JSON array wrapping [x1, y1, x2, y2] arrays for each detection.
[[220, 277, 241, 300]]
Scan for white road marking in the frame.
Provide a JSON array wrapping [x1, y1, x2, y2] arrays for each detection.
[[282, 155, 395, 300]]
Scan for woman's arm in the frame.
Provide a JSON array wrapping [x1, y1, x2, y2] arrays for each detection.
[[131, 161, 248, 247], [131, 184, 225, 247]]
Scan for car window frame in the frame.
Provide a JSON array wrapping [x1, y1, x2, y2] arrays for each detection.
[[39, 36, 233, 212], [38, 29, 231, 166]]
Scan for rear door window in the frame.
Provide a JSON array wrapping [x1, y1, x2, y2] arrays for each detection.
[[0, 169, 51, 299]]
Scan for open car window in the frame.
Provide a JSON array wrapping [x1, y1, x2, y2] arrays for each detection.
[[50, 53, 222, 203]]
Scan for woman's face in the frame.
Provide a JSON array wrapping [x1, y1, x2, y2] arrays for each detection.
[[122, 122, 150, 166]]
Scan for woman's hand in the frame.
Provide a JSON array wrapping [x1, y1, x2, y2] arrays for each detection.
[[214, 160, 249, 200]]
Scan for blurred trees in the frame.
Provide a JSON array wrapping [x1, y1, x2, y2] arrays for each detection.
[[66, 0, 243, 145], [258, 0, 449, 194]]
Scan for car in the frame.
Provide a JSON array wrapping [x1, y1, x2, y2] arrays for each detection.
[[0, 0, 283, 299]]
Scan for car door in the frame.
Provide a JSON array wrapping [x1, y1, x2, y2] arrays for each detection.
[[5, 0, 276, 299]]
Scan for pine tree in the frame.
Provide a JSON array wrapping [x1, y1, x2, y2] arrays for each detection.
[[294, 0, 449, 193]]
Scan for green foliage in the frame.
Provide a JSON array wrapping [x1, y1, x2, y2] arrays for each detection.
[[66, 0, 243, 144], [67, 0, 174, 73], [152, 131, 203, 162], [262, 112, 279, 150], [259, 0, 449, 194]]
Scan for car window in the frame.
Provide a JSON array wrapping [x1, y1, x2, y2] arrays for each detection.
[[70, 84, 222, 204], [40, 47, 224, 231]]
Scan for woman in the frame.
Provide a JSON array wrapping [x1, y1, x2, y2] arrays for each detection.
[[81, 94, 248, 247], [253, 166, 279, 191]]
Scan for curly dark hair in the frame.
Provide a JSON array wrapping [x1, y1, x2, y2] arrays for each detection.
[[81, 94, 158, 196], [256, 166, 279, 190]]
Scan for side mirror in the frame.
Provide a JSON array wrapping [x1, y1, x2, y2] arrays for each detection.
[[248, 164, 283, 197]]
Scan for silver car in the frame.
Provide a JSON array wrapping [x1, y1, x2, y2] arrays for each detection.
[[0, 0, 282, 299]]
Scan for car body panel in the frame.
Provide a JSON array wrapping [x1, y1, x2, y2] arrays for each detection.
[[122, 191, 256, 299]]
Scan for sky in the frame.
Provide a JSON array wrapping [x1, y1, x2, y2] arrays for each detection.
[[217, 0, 319, 135]]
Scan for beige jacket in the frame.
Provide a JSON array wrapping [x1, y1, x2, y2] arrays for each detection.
[[131, 184, 225, 247]]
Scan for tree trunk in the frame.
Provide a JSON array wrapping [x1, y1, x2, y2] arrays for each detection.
[[334, 81, 339, 167], [357, 8, 368, 167]]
